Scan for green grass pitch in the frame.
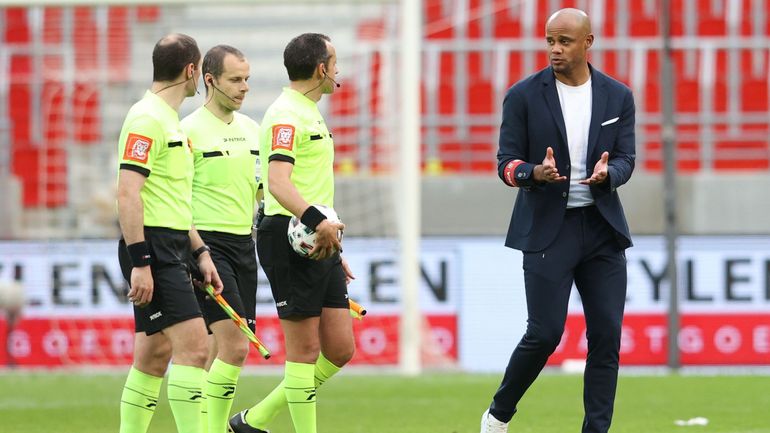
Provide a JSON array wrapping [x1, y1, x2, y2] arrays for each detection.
[[1, 371, 769, 432]]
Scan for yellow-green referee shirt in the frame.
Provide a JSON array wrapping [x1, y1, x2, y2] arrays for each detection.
[[117, 91, 193, 231], [183, 107, 260, 235], [260, 87, 335, 217]]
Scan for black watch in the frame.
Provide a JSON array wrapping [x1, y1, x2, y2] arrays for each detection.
[[192, 245, 211, 259]]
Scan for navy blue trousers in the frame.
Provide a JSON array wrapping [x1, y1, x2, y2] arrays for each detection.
[[489, 205, 627, 433]]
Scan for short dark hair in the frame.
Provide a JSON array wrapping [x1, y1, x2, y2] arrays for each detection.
[[152, 33, 201, 82], [202, 45, 245, 80], [283, 33, 331, 81]]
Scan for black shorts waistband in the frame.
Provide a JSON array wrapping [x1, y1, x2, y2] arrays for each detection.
[[263, 215, 291, 222], [198, 230, 253, 243], [120, 227, 189, 244], [259, 215, 291, 230], [143, 226, 190, 235]]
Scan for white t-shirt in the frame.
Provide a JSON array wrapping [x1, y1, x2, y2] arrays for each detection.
[[556, 77, 594, 208]]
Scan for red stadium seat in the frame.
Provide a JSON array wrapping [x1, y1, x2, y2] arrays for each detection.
[[696, 0, 727, 36], [43, 7, 63, 43], [467, 52, 494, 114], [8, 56, 32, 145], [715, 140, 770, 170], [72, 83, 101, 143], [492, 0, 521, 38], [73, 7, 98, 71], [12, 147, 68, 208], [628, 0, 658, 36], [437, 52, 457, 115], [6, 8, 32, 146], [467, 0, 483, 39], [425, 0, 454, 39], [739, 51, 769, 112], [108, 7, 131, 81], [4, 8, 29, 43], [672, 51, 700, 113], [42, 82, 67, 145], [135, 6, 161, 23]]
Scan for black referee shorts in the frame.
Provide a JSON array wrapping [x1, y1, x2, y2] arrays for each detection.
[[190, 230, 257, 332], [118, 227, 202, 335], [257, 215, 348, 319]]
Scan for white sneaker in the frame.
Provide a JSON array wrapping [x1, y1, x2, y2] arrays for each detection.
[[480, 409, 509, 433]]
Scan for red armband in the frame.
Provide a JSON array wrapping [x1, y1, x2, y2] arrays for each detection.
[[503, 160, 524, 187]]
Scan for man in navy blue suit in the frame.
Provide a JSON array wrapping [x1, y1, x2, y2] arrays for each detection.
[[480, 8, 635, 433]]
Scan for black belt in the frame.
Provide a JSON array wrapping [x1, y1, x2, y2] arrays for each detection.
[[565, 205, 597, 214]]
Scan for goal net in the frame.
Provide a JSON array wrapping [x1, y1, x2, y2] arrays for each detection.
[[0, 1, 451, 372]]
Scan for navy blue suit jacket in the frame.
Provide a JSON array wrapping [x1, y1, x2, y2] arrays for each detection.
[[497, 65, 635, 252]]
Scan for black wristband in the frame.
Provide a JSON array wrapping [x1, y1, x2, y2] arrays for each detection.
[[300, 206, 327, 231], [127, 241, 152, 267], [192, 245, 211, 259]]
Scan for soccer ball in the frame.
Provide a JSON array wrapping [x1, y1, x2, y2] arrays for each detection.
[[287, 205, 341, 257], [0, 279, 25, 315]]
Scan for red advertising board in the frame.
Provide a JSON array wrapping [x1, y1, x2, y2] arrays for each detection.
[[547, 313, 770, 365], [0, 314, 458, 367]]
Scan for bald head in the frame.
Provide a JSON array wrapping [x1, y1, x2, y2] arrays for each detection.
[[544, 8, 593, 84], [546, 8, 592, 35], [152, 33, 201, 82]]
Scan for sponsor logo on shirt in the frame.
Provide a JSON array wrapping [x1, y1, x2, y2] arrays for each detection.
[[123, 133, 153, 164], [272, 124, 295, 151], [224, 137, 246, 143]]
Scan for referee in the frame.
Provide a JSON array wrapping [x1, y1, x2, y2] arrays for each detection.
[[116, 33, 223, 433], [229, 33, 354, 433], [181, 44, 261, 433]]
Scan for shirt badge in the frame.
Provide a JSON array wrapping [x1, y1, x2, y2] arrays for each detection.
[[272, 124, 295, 151], [123, 133, 153, 164]]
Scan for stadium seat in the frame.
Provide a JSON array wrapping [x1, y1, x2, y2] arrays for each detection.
[[73, 7, 98, 71], [4, 8, 29, 43], [424, 0, 453, 39], [6, 8, 32, 145], [8, 56, 32, 145], [492, 0, 521, 38], [467, 52, 494, 114], [42, 82, 67, 145], [437, 53, 457, 115], [466, 0, 483, 39], [672, 51, 699, 113], [739, 51, 769, 112], [643, 124, 702, 172], [72, 83, 101, 143], [696, 0, 727, 36], [135, 6, 161, 22], [43, 7, 63, 43], [328, 77, 356, 159], [715, 140, 770, 170], [628, 0, 658, 36], [11, 147, 68, 208], [108, 7, 131, 81]]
